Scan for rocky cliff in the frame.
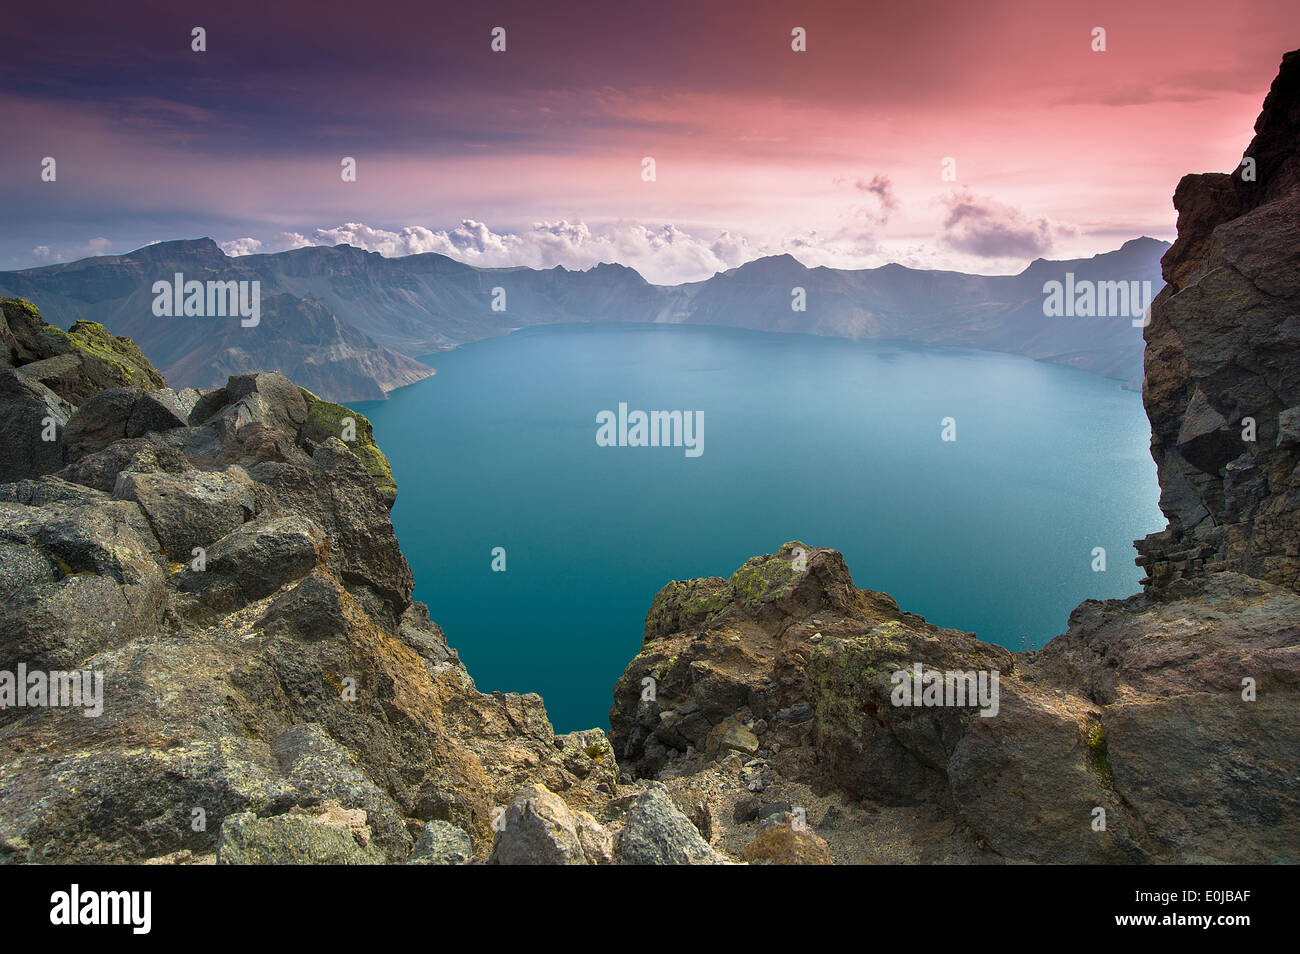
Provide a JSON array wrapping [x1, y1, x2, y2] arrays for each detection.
[[0, 298, 622, 863], [608, 543, 1297, 863], [1136, 50, 1300, 590]]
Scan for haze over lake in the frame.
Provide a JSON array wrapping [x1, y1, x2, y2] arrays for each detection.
[[356, 323, 1164, 732]]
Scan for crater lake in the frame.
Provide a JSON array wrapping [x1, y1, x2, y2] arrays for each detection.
[[355, 322, 1164, 732]]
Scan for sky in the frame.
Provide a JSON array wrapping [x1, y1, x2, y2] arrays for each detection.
[[1, 0, 1296, 283]]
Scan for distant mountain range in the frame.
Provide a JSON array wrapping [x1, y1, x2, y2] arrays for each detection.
[[0, 236, 1169, 400]]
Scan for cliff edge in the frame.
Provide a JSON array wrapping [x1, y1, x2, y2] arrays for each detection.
[[1137, 49, 1300, 589]]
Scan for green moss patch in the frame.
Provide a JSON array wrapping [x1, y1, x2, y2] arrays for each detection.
[[297, 387, 397, 508], [729, 546, 802, 612], [1085, 720, 1116, 791], [65, 320, 166, 388]]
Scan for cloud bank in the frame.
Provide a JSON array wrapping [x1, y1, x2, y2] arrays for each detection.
[[216, 196, 1088, 285], [221, 220, 770, 285]]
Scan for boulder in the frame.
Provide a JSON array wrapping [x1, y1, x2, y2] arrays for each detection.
[[126, 389, 190, 438], [216, 807, 382, 865], [488, 784, 588, 865], [0, 369, 71, 482], [407, 820, 473, 865], [113, 469, 255, 558], [206, 514, 327, 601], [58, 437, 191, 494], [64, 387, 144, 459], [616, 783, 726, 865], [257, 571, 350, 641], [744, 813, 832, 865], [0, 487, 168, 672], [225, 372, 309, 436]]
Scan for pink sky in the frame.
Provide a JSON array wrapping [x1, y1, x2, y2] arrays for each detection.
[[2, 0, 1296, 281]]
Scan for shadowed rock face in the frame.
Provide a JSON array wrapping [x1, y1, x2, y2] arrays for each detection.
[[1137, 50, 1300, 591]]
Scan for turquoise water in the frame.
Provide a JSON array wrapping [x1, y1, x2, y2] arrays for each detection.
[[355, 323, 1164, 732]]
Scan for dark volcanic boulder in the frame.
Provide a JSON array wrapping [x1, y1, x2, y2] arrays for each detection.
[[225, 372, 309, 436], [205, 514, 328, 601], [0, 482, 169, 674], [258, 571, 351, 641], [0, 369, 71, 482], [57, 436, 191, 494], [64, 387, 144, 459], [113, 469, 256, 558]]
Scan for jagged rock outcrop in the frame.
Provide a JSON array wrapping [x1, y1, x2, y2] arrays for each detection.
[[1, 298, 164, 483], [611, 542, 1299, 863], [0, 301, 620, 864], [1136, 49, 1300, 590]]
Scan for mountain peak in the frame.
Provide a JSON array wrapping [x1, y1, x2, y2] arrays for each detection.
[[586, 261, 647, 282], [724, 253, 808, 278], [126, 237, 227, 263], [1118, 236, 1172, 252]]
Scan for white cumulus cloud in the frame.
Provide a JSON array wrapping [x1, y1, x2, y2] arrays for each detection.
[[221, 220, 769, 284]]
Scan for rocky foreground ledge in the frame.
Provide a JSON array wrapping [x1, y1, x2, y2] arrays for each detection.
[[0, 297, 621, 864], [612, 543, 1298, 863]]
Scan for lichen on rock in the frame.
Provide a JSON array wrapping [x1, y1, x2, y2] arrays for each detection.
[[297, 386, 397, 509]]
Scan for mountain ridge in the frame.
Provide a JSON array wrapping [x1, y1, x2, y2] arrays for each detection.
[[0, 236, 1169, 400]]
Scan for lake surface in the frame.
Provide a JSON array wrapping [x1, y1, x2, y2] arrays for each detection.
[[355, 323, 1164, 733]]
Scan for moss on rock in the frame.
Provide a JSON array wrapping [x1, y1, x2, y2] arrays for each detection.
[[66, 321, 165, 388], [297, 387, 397, 508], [643, 577, 731, 642], [2, 299, 165, 393], [1084, 720, 1116, 791], [728, 544, 803, 612]]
